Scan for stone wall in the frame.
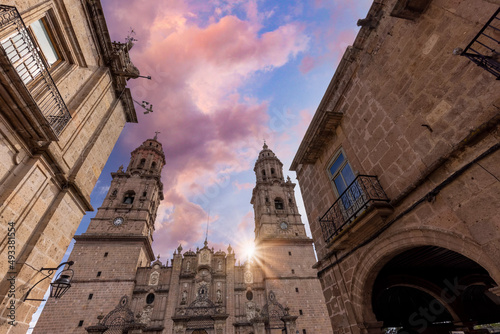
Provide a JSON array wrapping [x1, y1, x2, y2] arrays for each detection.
[[0, 0, 137, 332], [292, 0, 500, 333]]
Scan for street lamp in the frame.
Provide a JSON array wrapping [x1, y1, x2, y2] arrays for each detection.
[[23, 261, 75, 301]]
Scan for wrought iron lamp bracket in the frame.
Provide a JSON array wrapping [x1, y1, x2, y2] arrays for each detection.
[[22, 261, 74, 302]]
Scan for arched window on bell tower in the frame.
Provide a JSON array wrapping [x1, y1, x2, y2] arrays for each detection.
[[151, 162, 157, 170], [274, 198, 284, 210], [139, 159, 146, 169], [123, 191, 135, 204]]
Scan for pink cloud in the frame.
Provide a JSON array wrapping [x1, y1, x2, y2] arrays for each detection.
[[299, 55, 315, 73], [100, 0, 308, 256], [233, 181, 253, 191]]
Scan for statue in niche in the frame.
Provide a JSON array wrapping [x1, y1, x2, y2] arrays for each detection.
[[181, 290, 187, 305], [186, 260, 191, 271], [139, 305, 152, 324], [197, 284, 209, 299], [246, 301, 257, 322], [217, 260, 222, 271], [216, 289, 222, 303]]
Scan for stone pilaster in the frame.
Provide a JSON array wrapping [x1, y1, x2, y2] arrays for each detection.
[[164, 247, 184, 332]]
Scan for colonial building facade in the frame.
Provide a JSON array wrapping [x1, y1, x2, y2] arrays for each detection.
[[291, 1, 500, 334], [34, 140, 332, 334], [0, 0, 138, 332]]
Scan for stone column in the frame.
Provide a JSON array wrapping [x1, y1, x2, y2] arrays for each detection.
[[163, 247, 184, 332], [225, 246, 236, 334]]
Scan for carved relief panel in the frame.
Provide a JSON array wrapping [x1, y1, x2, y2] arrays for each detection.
[[149, 271, 159, 285], [199, 249, 212, 265]]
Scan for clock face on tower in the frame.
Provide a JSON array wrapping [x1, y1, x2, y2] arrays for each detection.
[[280, 222, 288, 230], [113, 217, 124, 226]]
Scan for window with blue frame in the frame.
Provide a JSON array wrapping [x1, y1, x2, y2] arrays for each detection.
[[328, 150, 360, 209]]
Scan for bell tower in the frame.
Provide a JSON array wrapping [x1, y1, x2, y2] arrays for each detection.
[[251, 142, 308, 241], [251, 143, 331, 334], [84, 136, 165, 239], [33, 136, 166, 333]]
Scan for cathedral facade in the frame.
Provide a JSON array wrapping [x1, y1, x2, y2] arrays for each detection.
[[34, 139, 332, 334]]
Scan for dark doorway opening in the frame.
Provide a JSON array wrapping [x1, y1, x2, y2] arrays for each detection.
[[372, 246, 500, 334]]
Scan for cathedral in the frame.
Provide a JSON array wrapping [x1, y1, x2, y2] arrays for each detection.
[[34, 138, 332, 334]]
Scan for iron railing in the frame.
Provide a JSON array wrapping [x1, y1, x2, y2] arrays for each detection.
[[319, 175, 389, 243], [0, 5, 70, 136], [461, 8, 500, 80]]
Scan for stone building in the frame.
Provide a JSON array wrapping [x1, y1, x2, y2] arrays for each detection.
[[291, 1, 500, 334], [0, 0, 138, 332], [34, 140, 332, 334]]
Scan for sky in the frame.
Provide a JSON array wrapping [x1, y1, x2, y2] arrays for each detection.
[[84, 0, 373, 259], [28, 0, 372, 330]]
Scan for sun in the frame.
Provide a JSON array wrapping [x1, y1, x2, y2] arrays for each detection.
[[244, 243, 255, 260]]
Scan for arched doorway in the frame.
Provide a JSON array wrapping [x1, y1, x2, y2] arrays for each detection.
[[192, 330, 208, 334], [371, 246, 500, 334]]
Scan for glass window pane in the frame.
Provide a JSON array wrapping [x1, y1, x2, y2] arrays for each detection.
[[334, 175, 347, 195], [341, 163, 355, 186], [329, 153, 345, 176], [31, 19, 59, 66]]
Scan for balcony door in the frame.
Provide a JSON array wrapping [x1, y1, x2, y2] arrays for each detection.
[[1, 17, 61, 85], [329, 151, 362, 210]]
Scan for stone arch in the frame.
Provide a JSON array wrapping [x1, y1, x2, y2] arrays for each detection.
[[348, 227, 500, 325], [377, 274, 461, 323]]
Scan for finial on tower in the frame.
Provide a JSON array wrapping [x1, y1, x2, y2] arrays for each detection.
[[154, 131, 160, 140], [263, 140, 268, 150]]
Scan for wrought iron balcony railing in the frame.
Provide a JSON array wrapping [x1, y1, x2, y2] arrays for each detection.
[[0, 5, 70, 136], [319, 175, 389, 244], [460, 8, 500, 80]]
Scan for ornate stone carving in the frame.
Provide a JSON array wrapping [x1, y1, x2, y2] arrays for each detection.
[[149, 271, 159, 285], [199, 249, 211, 265], [246, 301, 257, 322], [181, 290, 187, 305], [260, 291, 286, 325], [138, 305, 153, 325], [244, 271, 253, 284]]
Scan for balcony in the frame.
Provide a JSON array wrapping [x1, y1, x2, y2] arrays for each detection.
[[0, 5, 70, 137], [460, 8, 500, 80], [319, 175, 391, 246]]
